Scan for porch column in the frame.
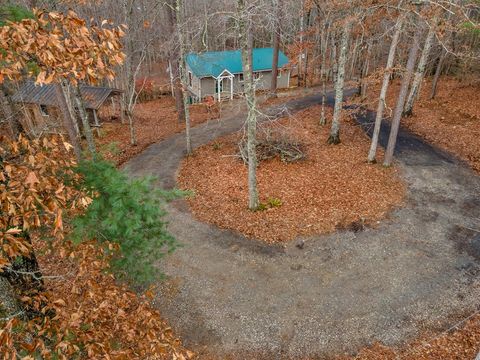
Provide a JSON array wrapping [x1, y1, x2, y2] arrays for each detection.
[[217, 78, 221, 102], [230, 76, 233, 100], [93, 109, 101, 136]]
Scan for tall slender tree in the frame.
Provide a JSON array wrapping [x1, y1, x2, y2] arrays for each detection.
[[319, 18, 330, 126], [175, 0, 192, 155], [166, 0, 186, 123], [238, 0, 259, 210], [367, 14, 404, 163], [73, 84, 96, 156], [55, 82, 82, 160], [403, 16, 438, 116], [270, 0, 282, 98], [384, 21, 422, 167], [430, 47, 447, 99], [328, 19, 351, 144]]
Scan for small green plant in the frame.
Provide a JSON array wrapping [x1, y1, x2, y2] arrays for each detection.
[[72, 157, 184, 284], [267, 197, 283, 208], [257, 203, 269, 211], [212, 142, 222, 150], [256, 197, 283, 211]]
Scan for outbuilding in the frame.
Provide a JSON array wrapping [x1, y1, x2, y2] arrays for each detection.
[[11, 82, 122, 137]]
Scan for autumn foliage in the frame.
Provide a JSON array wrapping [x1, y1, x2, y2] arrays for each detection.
[[0, 135, 87, 269], [0, 136, 192, 359], [0, 9, 125, 85]]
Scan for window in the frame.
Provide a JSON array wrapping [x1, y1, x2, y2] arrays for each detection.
[[254, 72, 262, 80], [238, 73, 244, 82], [188, 71, 193, 87], [39, 105, 49, 117]]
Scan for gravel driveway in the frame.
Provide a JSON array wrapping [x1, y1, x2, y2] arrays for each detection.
[[125, 91, 480, 359]]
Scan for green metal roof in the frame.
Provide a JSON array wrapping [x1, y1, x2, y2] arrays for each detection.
[[186, 47, 289, 78]]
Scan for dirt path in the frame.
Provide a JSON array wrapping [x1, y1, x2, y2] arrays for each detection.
[[125, 91, 480, 359]]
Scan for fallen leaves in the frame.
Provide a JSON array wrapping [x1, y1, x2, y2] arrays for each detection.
[[97, 97, 214, 165], [178, 105, 406, 243], [338, 314, 480, 359], [367, 77, 480, 172], [0, 134, 194, 359]]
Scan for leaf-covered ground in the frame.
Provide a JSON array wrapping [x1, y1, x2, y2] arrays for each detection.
[[337, 76, 480, 360], [95, 87, 318, 166], [97, 97, 214, 165], [338, 313, 480, 360], [178, 105, 405, 243], [364, 77, 480, 172], [0, 136, 194, 359]]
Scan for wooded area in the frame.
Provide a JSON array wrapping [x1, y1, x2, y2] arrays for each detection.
[[1, 0, 480, 359]]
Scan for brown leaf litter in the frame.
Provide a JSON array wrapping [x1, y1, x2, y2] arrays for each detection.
[[178, 105, 406, 243]]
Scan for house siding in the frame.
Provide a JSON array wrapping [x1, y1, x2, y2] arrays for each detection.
[[186, 63, 202, 99], [192, 69, 291, 100]]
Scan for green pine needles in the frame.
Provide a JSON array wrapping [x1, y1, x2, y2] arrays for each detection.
[[72, 158, 183, 284], [0, 5, 34, 26]]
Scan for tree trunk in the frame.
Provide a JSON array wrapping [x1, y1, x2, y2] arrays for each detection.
[[384, 25, 422, 167], [166, 0, 186, 122], [330, 34, 338, 83], [176, 0, 192, 155], [298, 7, 305, 87], [328, 21, 351, 145], [122, 0, 139, 146], [0, 88, 19, 139], [430, 48, 446, 99], [73, 85, 96, 156], [238, 0, 259, 211], [367, 15, 404, 163], [127, 111, 137, 146], [319, 25, 329, 126], [360, 40, 371, 99], [403, 19, 437, 116], [269, 0, 282, 98], [55, 82, 82, 160]]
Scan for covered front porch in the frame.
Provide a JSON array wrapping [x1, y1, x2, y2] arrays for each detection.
[[215, 69, 235, 102]]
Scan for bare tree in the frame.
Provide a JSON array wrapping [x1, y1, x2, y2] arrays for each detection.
[[121, 0, 138, 146], [319, 29, 329, 125], [403, 16, 438, 116], [166, 0, 186, 123], [430, 47, 447, 99], [176, 0, 192, 155], [328, 19, 351, 144], [55, 82, 82, 160], [384, 22, 422, 167], [238, 0, 259, 211], [72, 85, 96, 156], [269, 0, 282, 98], [367, 14, 404, 163]]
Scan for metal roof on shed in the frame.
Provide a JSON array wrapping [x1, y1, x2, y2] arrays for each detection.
[[11, 82, 123, 110], [186, 47, 289, 78]]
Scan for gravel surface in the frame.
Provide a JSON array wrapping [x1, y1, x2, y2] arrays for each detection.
[[125, 90, 480, 359]]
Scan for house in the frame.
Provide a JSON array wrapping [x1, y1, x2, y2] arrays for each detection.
[[186, 47, 290, 102], [11, 82, 122, 137]]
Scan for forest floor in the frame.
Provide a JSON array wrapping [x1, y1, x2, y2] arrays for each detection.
[[96, 97, 217, 165], [125, 89, 480, 359], [359, 76, 480, 172], [95, 86, 318, 165], [178, 106, 405, 242]]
